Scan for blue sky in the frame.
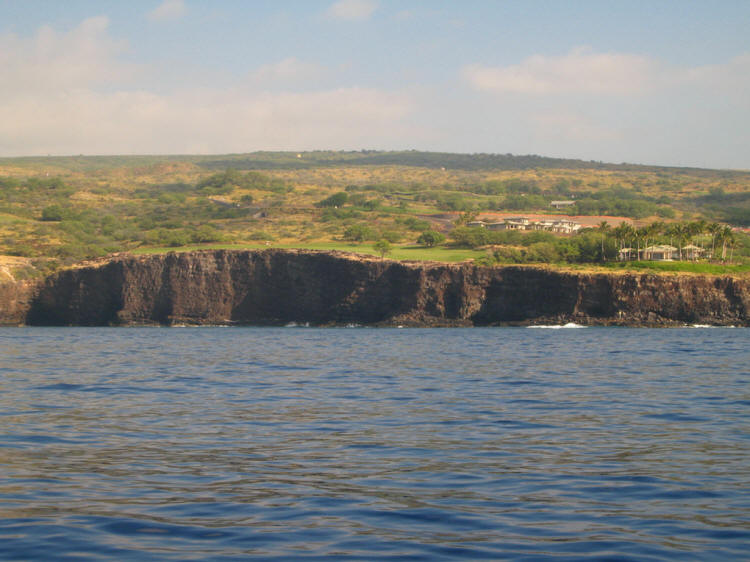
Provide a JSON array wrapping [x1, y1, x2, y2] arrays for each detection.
[[1, 0, 749, 168]]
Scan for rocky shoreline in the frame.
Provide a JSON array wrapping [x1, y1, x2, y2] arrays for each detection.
[[1, 249, 748, 327]]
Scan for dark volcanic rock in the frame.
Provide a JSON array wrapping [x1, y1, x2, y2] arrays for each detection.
[[8, 249, 750, 326]]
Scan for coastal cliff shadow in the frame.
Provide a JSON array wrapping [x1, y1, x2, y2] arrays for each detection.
[[471, 269, 605, 325], [229, 254, 424, 325], [27, 262, 125, 326]]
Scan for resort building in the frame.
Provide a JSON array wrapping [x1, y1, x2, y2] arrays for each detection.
[[469, 216, 581, 234], [681, 244, 706, 260], [641, 245, 678, 261], [618, 244, 709, 261], [550, 200, 576, 210]]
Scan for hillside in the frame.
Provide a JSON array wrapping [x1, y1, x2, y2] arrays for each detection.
[[1, 151, 749, 276]]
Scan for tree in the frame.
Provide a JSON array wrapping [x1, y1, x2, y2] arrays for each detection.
[[597, 221, 610, 261], [343, 224, 377, 242], [41, 205, 65, 221], [643, 221, 664, 257], [417, 230, 446, 247], [718, 225, 734, 262], [665, 223, 688, 260], [707, 222, 722, 259], [613, 222, 634, 260], [316, 192, 348, 208], [374, 239, 391, 258], [453, 210, 478, 226], [450, 226, 490, 248], [674, 223, 691, 260]]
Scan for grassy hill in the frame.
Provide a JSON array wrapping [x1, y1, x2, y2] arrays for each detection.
[[1, 151, 749, 275]]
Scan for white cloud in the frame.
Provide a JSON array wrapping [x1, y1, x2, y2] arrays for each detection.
[[147, 0, 186, 22], [463, 47, 750, 103], [251, 58, 326, 86], [0, 19, 412, 155], [0, 16, 134, 93], [325, 0, 378, 21], [0, 87, 412, 155], [464, 48, 660, 95]]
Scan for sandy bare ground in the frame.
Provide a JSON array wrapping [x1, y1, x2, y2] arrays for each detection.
[[0, 256, 33, 282], [475, 212, 635, 227]]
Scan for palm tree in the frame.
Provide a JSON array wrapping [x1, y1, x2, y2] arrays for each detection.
[[677, 223, 692, 260], [693, 219, 708, 249], [637, 225, 652, 259], [598, 221, 610, 261], [648, 221, 665, 247], [666, 223, 689, 260], [685, 220, 707, 259], [613, 222, 631, 260], [718, 225, 734, 261], [707, 222, 722, 260]]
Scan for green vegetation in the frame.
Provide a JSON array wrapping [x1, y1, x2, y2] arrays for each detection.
[[0, 151, 749, 275], [374, 239, 392, 258], [452, 219, 749, 268], [602, 261, 750, 275], [417, 230, 446, 247]]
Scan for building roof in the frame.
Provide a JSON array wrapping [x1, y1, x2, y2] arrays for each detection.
[[644, 245, 678, 252]]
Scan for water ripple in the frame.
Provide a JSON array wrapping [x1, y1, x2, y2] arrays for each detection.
[[1, 327, 749, 560]]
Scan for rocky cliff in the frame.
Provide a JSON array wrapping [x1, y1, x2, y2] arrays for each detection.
[[6, 249, 747, 327], [0, 279, 35, 326]]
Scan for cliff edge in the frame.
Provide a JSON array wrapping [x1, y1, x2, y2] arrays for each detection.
[[7, 249, 747, 327]]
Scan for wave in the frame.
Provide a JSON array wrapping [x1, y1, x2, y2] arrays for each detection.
[[527, 322, 586, 329]]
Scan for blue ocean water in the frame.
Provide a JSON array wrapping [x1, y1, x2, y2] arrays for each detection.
[[0, 326, 749, 561]]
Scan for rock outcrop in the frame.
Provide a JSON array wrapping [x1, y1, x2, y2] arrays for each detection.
[[8, 249, 748, 327], [0, 279, 36, 326]]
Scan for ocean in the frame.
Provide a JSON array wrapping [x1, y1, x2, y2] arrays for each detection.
[[1, 327, 748, 560]]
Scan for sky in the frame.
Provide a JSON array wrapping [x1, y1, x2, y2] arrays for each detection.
[[1, 0, 749, 169]]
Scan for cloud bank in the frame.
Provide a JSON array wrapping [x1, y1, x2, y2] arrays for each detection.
[[0, 19, 411, 156], [463, 47, 750, 98], [147, 0, 186, 22]]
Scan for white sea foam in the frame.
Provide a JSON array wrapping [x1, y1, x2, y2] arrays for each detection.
[[528, 322, 586, 329]]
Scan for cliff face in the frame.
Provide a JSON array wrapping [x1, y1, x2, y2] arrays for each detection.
[[0, 279, 35, 326], [16, 249, 750, 327]]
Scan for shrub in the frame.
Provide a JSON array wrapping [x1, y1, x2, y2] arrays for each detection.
[[401, 217, 431, 231], [417, 230, 446, 247], [40, 205, 65, 221], [451, 226, 490, 248], [316, 192, 349, 208], [380, 230, 403, 243], [343, 224, 378, 242]]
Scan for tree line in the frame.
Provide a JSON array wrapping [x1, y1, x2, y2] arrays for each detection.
[[601, 220, 738, 262]]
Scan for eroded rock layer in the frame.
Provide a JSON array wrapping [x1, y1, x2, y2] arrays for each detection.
[[11, 249, 749, 327]]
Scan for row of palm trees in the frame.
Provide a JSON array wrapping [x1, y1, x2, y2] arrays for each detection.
[[598, 220, 738, 262]]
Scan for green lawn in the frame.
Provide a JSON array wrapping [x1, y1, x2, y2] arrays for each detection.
[[601, 260, 750, 275], [130, 244, 750, 273], [132, 242, 486, 263]]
